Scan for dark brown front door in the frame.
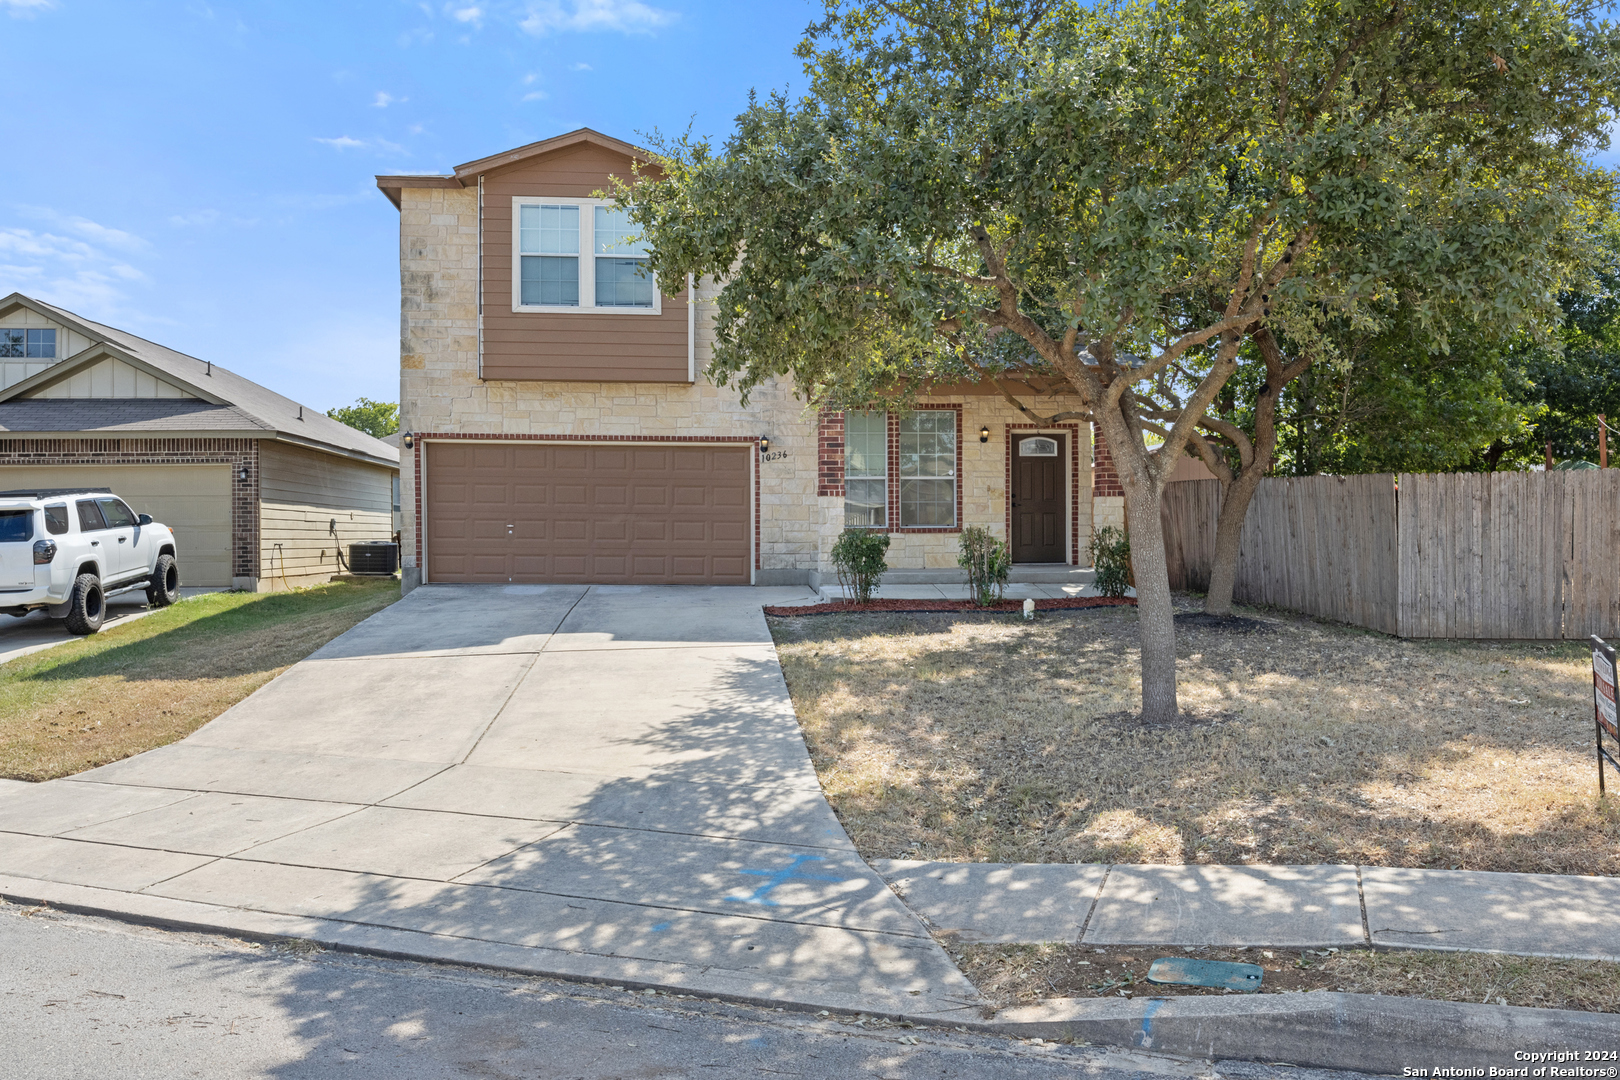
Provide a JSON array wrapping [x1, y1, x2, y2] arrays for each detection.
[[424, 441, 751, 584], [1011, 434, 1065, 563]]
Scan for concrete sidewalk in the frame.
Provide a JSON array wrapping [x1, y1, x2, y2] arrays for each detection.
[[0, 584, 980, 1020], [875, 860, 1620, 959]]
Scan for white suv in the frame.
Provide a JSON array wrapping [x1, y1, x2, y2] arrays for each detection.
[[0, 488, 181, 635]]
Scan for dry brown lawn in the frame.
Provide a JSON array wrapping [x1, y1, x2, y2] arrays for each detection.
[[769, 600, 1620, 874], [0, 579, 397, 782], [957, 943, 1620, 1014]]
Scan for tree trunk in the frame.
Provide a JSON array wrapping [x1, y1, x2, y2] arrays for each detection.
[[1202, 462, 1264, 616], [1203, 331, 1305, 617], [1120, 466, 1178, 723]]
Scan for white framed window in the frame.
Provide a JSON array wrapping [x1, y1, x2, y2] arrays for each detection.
[[899, 411, 957, 527], [0, 328, 55, 358], [512, 197, 661, 315], [844, 411, 887, 528]]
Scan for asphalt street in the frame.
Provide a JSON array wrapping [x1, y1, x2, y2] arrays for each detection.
[[0, 900, 1365, 1080]]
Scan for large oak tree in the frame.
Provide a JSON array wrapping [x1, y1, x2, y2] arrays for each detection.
[[630, 0, 1618, 721]]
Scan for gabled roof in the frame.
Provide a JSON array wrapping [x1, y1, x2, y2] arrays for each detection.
[[0, 294, 399, 467], [375, 127, 651, 209]]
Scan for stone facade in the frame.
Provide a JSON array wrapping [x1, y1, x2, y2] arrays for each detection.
[[396, 185, 1099, 579]]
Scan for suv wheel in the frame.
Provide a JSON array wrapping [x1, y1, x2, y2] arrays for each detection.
[[64, 573, 104, 636], [146, 554, 180, 607]]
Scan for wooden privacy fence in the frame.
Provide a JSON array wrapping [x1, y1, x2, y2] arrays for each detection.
[[1159, 470, 1620, 639]]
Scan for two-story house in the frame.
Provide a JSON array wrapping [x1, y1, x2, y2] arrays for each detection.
[[379, 128, 1123, 592]]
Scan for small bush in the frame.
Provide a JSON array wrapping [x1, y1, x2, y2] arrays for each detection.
[[831, 529, 890, 604], [1090, 525, 1132, 598], [958, 526, 1010, 606]]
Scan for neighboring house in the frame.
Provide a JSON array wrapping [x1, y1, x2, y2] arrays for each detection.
[[0, 294, 399, 590], [381, 127, 1192, 590]]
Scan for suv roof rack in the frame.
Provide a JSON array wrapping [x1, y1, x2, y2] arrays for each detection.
[[0, 489, 115, 499]]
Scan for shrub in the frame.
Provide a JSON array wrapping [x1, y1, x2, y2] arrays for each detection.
[[958, 526, 1010, 606], [1090, 525, 1132, 598], [830, 529, 890, 604]]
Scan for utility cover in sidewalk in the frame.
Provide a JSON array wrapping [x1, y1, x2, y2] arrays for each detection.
[[1146, 957, 1263, 992]]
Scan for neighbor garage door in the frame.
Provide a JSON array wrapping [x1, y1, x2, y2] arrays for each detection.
[[425, 441, 750, 584], [0, 464, 233, 586]]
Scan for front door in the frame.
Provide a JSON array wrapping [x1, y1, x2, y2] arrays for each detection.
[[1011, 434, 1065, 563]]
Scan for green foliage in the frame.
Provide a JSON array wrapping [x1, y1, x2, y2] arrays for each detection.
[[326, 398, 399, 439], [830, 528, 890, 604], [1231, 225, 1620, 476], [1090, 526, 1132, 600], [626, 0, 1617, 413], [957, 526, 1010, 606]]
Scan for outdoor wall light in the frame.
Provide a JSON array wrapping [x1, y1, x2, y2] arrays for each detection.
[[979, 425, 990, 444], [238, 466, 250, 481], [759, 435, 771, 454], [402, 432, 415, 450]]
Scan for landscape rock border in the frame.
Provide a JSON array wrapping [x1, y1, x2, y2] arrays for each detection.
[[763, 597, 1137, 617]]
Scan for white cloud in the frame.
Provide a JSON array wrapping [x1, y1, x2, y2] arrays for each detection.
[[571, 61, 592, 70], [372, 91, 406, 108], [519, 0, 675, 36], [169, 210, 220, 227], [314, 135, 407, 155], [15, 207, 148, 252], [449, 3, 482, 24], [2, 0, 57, 15], [521, 90, 548, 102], [0, 225, 150, 316], [522, 71, 541, 84]]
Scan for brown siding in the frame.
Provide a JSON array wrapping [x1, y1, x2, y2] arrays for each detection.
[[480, 143, 689, 383]]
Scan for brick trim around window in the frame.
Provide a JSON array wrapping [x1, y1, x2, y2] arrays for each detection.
[[887, 403, 963, 534], [1091, 421, 1123, 497], [0, 437, 261, 578], [407, 432, 764, 573], [1004, 424, 1082, 565], [816, 409, 844, 498]]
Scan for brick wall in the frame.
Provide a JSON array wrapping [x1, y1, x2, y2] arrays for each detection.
[[0, 437, 260, 579], [816, 410, 844, 498], [1091, 422, 1123, 497]]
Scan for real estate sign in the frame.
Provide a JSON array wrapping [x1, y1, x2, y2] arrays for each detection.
[[1592, 636, 1620, 794]]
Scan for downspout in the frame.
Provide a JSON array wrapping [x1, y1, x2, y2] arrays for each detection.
[[686, 273, 696, 383], [477, 174, 485, 381]]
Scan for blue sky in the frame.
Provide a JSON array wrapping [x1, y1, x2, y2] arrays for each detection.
[[3, 2, 1617, 417], [0, 0, 813, 412]]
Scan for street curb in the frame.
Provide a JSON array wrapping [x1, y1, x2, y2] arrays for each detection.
[[990, 993, 1620, 1073], [6, 874, 1616, 1075]]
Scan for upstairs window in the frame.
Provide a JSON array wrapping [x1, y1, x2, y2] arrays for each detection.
[[593, 205, 653, 308], [0, 328, 55, 358], [519, 204, 580, 307], [512, 198, 660, 314]]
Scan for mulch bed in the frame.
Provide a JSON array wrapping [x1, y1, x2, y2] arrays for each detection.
[[762, 596, 1136, 617]]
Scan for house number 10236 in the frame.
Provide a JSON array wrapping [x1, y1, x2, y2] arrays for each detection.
[[761, 450, 789, 462]]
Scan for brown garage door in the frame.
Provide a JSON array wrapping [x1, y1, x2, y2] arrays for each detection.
[[425, 441, 751, 584]]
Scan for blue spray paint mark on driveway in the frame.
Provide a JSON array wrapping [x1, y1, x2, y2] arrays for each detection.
[[724, 854, 845, 907]]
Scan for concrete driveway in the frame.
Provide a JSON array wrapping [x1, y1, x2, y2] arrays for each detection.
[[0, 585, 977, 1018]]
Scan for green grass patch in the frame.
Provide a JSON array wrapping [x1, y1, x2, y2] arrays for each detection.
[[0, 579, 398, 782]]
